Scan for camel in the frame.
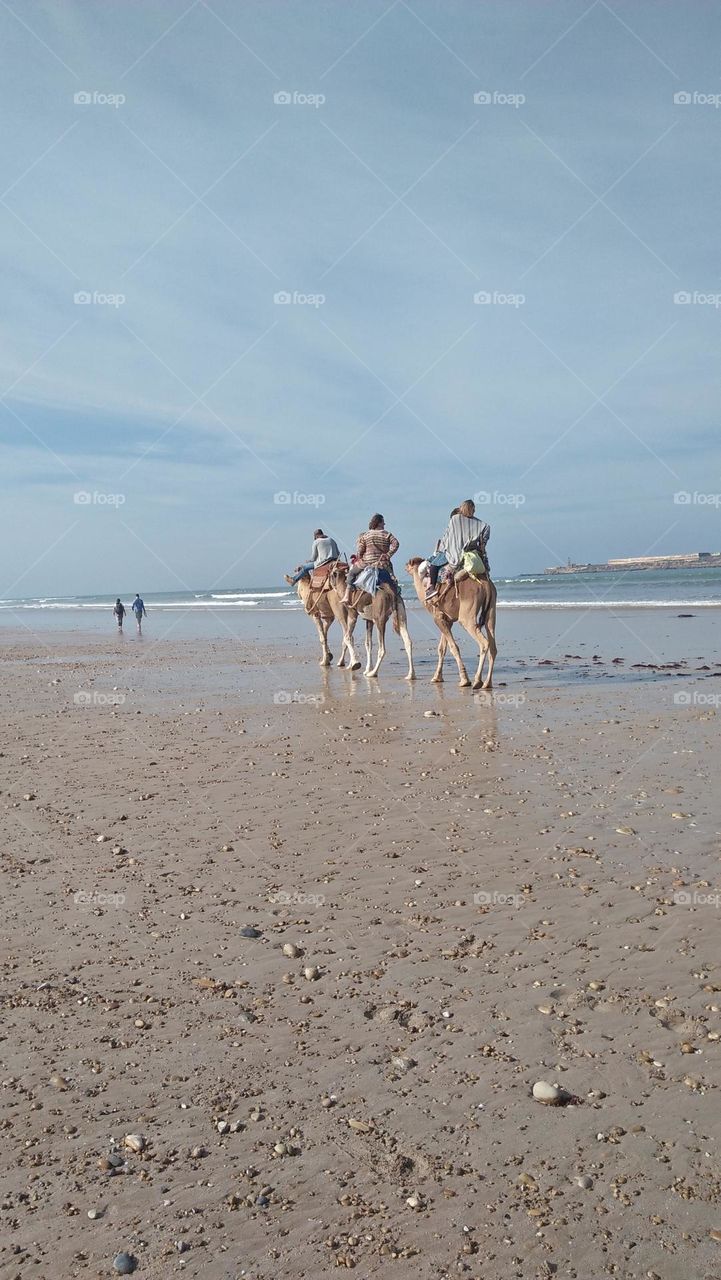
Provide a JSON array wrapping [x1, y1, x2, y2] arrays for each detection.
[[406, 558, 497, 689], [328, 563, 415, 680], [295, 571, 362, 669]]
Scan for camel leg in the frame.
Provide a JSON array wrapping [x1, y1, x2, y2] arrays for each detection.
[[314, 615, 332, 666], [432, 634, 447, 682], [482, 608, 497, 689], [363, 620, 374, 675], [398, 612, 415, 680], [367, 618, 386, 677], [470, 626, 491, 690], [342, 611, 362, 670], [439, 619, 470, 687]]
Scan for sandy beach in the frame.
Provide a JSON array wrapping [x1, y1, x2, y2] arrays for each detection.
[[2, 625, 721, 1280]]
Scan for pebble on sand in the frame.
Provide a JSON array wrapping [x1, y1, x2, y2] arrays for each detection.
[[282, 943, 302, 958], [123, 1134, 145, 1153], [240, 926, 262, 938], [113, 1253, 137, 1275], [532, 1080, 568, 1105]]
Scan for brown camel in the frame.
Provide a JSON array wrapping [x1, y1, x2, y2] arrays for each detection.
[[328, 563, 415, 679], [406, 558, 497, 689], [296, 571, 361, 669]]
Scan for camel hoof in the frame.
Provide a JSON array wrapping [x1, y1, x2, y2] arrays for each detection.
[[459, 679, 471, 688], [350, 661, 362, 671], [431, 675, 443, 683], [405, 672, 416, 681]]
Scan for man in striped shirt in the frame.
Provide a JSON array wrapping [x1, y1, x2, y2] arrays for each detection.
[[341, 513, 399, 603]]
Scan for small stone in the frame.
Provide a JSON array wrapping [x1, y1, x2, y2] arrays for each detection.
[[217, 1120, 230, 1134], [50, 1073, 69, 1090], [348, 1118, 372, 1133], [680, 1042, 696, 1054], [710, 1229, 721, 1242], [96, 834, 108, 842], [406, 1195, 422, 1209], [587, 980, 604, 991], [221, 845, 233, 852], [391, 1056, 416, 1072], [575, 1175, 594, 1189], [423, 710, 439, 718], [23, 793, 36, 801], [304, 965, 319, 981], [240, 926, 261, 938], [123, 1134, 145, 1153], [190, 1145, 207, 1159], [274, 1142, 288, 1155], [87, 1208, 102, 1220], [113, 1254, 137, 1275], [282, 943, 301, 958], [532, 1080, 566, 1105], [615, 826, 635, 836]]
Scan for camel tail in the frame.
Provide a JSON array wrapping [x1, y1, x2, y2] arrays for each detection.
[[477, 580, 493, 630], [393, 595, 407, 635]]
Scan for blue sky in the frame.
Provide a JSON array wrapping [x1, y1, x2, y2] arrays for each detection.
[[1, 0, 720, 595]]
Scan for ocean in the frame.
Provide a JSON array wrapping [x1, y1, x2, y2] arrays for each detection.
[[3, 566, 721, 620]]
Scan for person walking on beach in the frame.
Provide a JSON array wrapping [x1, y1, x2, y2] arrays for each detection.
[[132, 593, 147, 633], [113, 598, 126, 630], [341, 513, 399, 603]]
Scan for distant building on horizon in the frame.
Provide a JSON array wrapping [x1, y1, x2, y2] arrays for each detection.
[[545, 551, 721, 575]]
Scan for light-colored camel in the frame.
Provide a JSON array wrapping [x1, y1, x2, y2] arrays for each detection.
[[296, 573, 362, 669], [329, 564, 415, 680], [406, 558, 497, 689]]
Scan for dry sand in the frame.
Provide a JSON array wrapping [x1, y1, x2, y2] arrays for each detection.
[[1, 629, 720, 1280]]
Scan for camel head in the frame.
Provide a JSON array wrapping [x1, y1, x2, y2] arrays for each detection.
[[328, 561, 348, 592], [406, 557, 424, 576]]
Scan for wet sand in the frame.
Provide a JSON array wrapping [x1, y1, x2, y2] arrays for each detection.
[[1, 628, 720, 1280]]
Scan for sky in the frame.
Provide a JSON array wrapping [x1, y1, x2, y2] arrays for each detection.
[[1, 0, 720, 596]]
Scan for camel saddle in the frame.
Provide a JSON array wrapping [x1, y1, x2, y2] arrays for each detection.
[[310, 560, 335, 589]]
